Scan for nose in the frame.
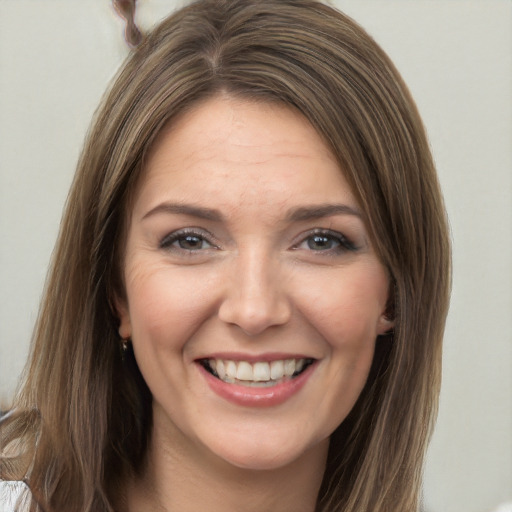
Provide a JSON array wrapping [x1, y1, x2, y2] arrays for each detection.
[[218, 249, 292, 336]]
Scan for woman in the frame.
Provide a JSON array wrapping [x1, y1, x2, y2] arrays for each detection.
[[0, 1, 451, 511]]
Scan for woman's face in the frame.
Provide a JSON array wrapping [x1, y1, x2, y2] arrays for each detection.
[[117, 96, 392, 471]]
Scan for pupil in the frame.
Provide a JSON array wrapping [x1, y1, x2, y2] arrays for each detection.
[[180, 236, 202, 249], [308, 235, 331, 250]]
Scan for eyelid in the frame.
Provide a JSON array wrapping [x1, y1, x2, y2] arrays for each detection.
[[292, 228, 359, 252], [159, 227, 219, 250]]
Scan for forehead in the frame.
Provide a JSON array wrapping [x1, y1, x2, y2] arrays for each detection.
[[132, 95, 358, 220]]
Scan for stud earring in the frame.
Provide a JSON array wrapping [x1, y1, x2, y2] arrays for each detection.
[[120, 338, 131, 360]]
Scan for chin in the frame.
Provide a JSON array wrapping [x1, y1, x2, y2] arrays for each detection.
[[218, 449, 297, 472], [203, 429, 329, 472]]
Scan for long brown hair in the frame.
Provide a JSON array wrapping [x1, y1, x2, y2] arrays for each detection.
[[0, 1, 451, 510]]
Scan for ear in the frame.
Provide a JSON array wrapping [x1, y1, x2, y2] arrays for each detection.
[[114, 296, 132, 340], [376, 293, 395, 335], [376, 312, 394, 335]]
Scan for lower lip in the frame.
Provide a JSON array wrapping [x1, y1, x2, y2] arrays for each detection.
[[197, 363, 315, 408]]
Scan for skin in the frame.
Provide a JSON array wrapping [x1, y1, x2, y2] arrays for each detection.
[[117, 95, 393, 511]]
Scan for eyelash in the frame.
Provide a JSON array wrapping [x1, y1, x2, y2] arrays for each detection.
[[159, 228, 357, 255], [293, 229, 358, 254], [159, 228, 217, 252]]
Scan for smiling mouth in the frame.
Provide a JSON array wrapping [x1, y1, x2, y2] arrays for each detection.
[[199, 358, 315, 387]]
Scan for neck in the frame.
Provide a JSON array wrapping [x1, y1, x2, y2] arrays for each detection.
[[123, 413, 329, 512]]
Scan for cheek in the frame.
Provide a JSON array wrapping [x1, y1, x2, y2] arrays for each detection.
[[125, 262, 216, 350], [294, 263, 389, 349]]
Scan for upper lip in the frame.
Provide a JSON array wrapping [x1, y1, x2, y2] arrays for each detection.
[[195, 352, 316, 363]]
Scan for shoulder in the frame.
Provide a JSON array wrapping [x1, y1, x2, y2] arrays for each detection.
[[492, 504, 512, 512], [0, 481, 31, 512]]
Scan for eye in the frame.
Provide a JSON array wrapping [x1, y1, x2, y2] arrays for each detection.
[[160, 229, 216, 252], [295, 230, 357, 253], [306, 234, 340, 251]]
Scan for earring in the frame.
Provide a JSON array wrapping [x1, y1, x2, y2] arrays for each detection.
[[120, 338, 132, 362]]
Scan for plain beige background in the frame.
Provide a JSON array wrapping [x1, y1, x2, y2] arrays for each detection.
[[0, 1, 511, 511]]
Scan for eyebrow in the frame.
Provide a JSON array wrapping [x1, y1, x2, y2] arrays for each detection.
[[286, 204, 363, 222], [142, 201, 362, 223], [142, 202, 224, 222]]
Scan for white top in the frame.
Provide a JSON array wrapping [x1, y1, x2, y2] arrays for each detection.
[[0, 481, 30, 512]]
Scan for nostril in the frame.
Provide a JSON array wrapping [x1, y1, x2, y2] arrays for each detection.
[[217, 260, 292, 334], [218, 294, 291, 336]]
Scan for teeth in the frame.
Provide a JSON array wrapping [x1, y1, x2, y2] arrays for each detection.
[[295, 359, 305, 373], [270, 360, 284, 380], [206, 358, 311, 385], [225, 360, 237, 380], [253, 362, 271, 381], [216, 359, 226, 379], [284, 358, 296, 376], [236, 361, 253, 380]]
